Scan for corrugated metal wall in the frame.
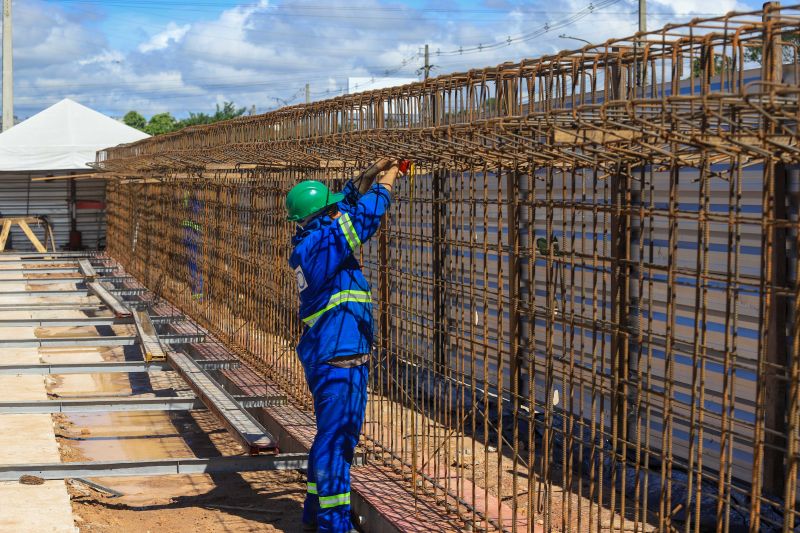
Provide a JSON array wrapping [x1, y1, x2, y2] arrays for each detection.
[[0, 173, 106, 250]]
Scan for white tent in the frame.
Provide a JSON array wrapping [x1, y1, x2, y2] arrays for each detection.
[[0, 98, 149, 171], [0, 99, 149, 251]]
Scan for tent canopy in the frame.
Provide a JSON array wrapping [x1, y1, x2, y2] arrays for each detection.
[[0, 98, 149, 171]]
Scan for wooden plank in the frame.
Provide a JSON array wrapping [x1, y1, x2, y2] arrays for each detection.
[[87, 281, 131, 318], [30, 173, 104, 182], [132, 309, 166, 362], [77, 259, 97, 281], [0, 220, 10, 251]]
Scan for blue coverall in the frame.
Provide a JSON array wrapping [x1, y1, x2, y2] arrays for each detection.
[[289, 180, 391, 532]]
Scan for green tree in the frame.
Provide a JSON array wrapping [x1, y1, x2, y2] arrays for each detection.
[[145, 112, 178, 136], [178, 111, 213, 128], [212, 101, 246, 121], [126, 102, 249, 136], [691, 54, 732, 78], [174, 102, 246, 130], [123, 110, 146, 131], [745, 32, 799, 64]]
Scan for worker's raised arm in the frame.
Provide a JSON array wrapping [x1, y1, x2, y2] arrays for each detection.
[[345, 159, 409, 245], [353, 158, 392, 195]]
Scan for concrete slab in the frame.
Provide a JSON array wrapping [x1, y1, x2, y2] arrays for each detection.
[[0, 481, 78, 533], [0, 347, 39, 364], [0, 265, 77, 533], [0, 375, 48, 401], [0, 414, 62, 464], [39, 348, 106, 365]]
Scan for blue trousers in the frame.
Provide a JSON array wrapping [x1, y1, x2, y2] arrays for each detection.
[[302, 361, 368, 533]]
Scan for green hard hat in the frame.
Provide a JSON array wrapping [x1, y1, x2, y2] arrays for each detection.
[[285, 180, 344, 222]]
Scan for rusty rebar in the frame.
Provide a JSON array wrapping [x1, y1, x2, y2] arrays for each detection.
[[100, 4, 800, 532]]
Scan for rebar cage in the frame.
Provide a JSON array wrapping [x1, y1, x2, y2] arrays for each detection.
[[98, 4, 800, 531]]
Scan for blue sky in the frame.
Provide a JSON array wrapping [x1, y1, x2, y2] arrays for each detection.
[[8, 0, 760, 119]]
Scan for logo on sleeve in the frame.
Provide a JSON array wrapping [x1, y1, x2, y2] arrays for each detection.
[[295, 266, 308, 292]]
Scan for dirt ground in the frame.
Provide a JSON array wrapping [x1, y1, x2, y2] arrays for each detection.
[[43, 324, 309, 533], [66, 470, 308, 533]]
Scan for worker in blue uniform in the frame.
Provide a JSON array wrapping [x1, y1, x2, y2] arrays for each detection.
[[286, 158, 407, 533]]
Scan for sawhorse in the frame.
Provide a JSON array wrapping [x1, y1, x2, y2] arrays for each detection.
[[0, 217, 56, 253]]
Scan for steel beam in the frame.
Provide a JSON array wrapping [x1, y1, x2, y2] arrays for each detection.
[[0, 396, 203, 414], [0, 454, 308, 481], [0, 317, 129, 327], [0, 288, 145, 297], [0, 361, 172, 375], [0, 302, 149, 312], [0, 259, 106, 266], [0, 252, 100, 259], [233, 395, 288, 408], [0, 267, 114, 274], [0, 333, 205, 348], [195, 359, 242, 371], [0, 315, 184, 328], [168, 351, 278, 454], [0, 276, 130, 285]]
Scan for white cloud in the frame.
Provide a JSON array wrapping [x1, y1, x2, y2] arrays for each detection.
[[78, 49, 124, 66], [6, 0, 770, 120], [138, 22, 191, 53]]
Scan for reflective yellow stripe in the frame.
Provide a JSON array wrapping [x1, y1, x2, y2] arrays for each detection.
[[302, 290, 371, 327], [182, 220, 202, 231], [319, 492, 350, 508], [338, 213, 361, 251], [307, 482, 318, 494]]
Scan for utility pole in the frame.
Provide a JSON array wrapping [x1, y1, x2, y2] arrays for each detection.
[[305, 83, 310, 104], [639, 0, 646, 32], [423, 44, 431, 80], [2, 0, 12, 131]]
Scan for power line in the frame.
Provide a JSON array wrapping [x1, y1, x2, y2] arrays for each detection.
[[51, 0, 730, 18], [424, 0, 624, 58]]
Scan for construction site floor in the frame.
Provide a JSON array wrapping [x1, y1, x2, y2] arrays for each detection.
[[0, 260, 78, 533], [0, 253, 472, 533], [0, 255, 309, 533], [54, 368, 307, 533]]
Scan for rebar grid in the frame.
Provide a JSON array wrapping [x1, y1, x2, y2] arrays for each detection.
[[100, 4, 799, 532]]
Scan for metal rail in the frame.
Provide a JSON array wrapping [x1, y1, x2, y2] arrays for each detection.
[[0, 361, 172, 375], [0, 302, 149, 312], [168, 350, 278, 454], [0, 333, 205, 348], [0, 267, 115, 274], [0, 252, 102, 259], [0, 259, 107, 265], [0, 276, 131, 285], [0, 288, 146, 297], [0, 397, 203, 414], [0, 454, 309, 481], [0, 315, 184, 328]]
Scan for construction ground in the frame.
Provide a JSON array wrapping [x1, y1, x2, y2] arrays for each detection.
[[0, 253, 471, 533]]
